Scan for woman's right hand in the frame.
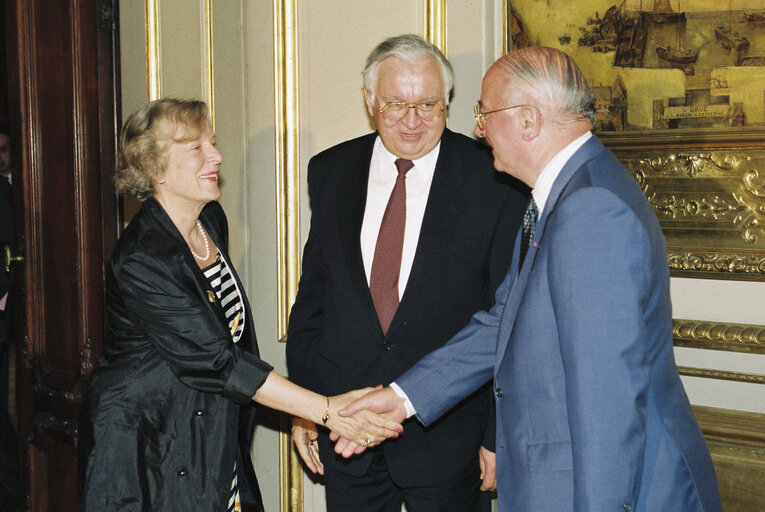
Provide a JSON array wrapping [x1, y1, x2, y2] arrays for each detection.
[[323, 387, 403, 454]]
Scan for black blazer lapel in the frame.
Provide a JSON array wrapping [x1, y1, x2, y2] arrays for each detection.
[[391, 129, 469, 332], [143, 199, 232, 341], [335, 134, 380, 327]]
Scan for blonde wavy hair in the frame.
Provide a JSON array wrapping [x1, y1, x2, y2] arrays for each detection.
[[114, 98, 209, 200]]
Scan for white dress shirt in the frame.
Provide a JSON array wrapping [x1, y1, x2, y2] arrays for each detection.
[[360, 136, 440, 299]]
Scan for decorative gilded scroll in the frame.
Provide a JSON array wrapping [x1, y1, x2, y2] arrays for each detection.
[[614, 146, 765, 280], [667, 250, 765, 275], [673, 319, 765, 385], [678, 367, 765, 385], [673, 319, 765, 355]]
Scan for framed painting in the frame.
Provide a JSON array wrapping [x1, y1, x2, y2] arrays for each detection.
[[507, 0, 765, 280]]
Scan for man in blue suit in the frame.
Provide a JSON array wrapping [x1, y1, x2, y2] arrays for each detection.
[[341, 47, 722, 512]]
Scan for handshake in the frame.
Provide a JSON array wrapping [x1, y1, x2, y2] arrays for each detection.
[[291, 386, 408, 475]]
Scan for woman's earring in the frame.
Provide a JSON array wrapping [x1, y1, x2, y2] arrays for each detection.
[[158, 178, 165, 184]]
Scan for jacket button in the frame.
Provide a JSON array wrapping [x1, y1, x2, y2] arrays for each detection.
[[195, 409, 204, 416], [177, 467, 187, 477], [495, 388, 503, 397], [384, 343, 391, 351], [624, 505, 632, 511]]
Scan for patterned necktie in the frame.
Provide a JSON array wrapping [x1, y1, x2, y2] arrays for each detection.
[[369, 158, 413, 335], [518, 197, 538, 273]]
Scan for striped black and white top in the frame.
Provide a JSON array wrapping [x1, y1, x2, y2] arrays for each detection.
[[203, 252, 245, 512], [203, 252, 246, 343]]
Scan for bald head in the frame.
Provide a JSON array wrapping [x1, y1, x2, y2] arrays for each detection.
[[474, 47, 595, 187], [493, 47, 595, 125]]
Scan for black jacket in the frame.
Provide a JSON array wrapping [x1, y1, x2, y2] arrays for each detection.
[[286, 129, 528, 485], [80, 198, 273, 511]]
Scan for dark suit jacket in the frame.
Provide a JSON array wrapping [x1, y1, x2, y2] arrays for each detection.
[[80, 198, 273, 511], [286, 129, 527, 485], [400, 136, 721, 511]]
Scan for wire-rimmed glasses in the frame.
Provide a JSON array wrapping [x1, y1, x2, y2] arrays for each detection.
[[473, 103, 530, 130], [376, 100, 446, 122]]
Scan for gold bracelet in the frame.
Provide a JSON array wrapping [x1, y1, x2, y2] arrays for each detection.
[[321, 396, 330, 426]]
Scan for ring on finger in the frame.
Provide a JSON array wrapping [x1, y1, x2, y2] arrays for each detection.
[[364, 436, 374, 446]]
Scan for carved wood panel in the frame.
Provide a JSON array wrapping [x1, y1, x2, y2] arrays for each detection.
[[694, 406, 765, 512], [5, 0, 119, 509]]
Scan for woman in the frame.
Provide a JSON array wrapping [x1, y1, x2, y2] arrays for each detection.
[[79, 99, 400, 511]]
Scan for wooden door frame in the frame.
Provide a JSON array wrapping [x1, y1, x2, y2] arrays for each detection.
[[5, 0, 121, 508]]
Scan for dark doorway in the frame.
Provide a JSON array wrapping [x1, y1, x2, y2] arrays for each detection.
[[4, 0, 121, 509], [0, 2, 19, 510]]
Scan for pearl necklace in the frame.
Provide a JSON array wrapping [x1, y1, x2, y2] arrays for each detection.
[[190, 220, 210, 261]]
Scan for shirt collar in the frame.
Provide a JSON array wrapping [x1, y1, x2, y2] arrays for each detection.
[[531, 131, 591, 214], [375, 135, 441, 180]]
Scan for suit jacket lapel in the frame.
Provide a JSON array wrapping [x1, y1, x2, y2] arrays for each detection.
[[143, 199, 231, 334], [389, 130, 469, 334], [494, 136, 605, 366], [336, 134, 379, 326]]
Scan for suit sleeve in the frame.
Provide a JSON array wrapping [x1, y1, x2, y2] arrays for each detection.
[[547, 187, 651, 510], [286, 157, 326, 390], [115, 252, 273, 405], [398, 266, 513, 426]]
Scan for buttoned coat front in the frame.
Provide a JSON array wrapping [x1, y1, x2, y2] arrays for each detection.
[[79, 199, 273, 511]]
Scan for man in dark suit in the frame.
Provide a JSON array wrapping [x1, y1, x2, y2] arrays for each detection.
[[342, 47, 722, 512], [286, 34, 527, 511]]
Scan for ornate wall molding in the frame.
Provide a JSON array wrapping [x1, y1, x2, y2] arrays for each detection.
[[674, 319, 765, 385], [614, 146, 765, 280], [424, 0, 447, 55], [673, 319, 765, 355], [667, 249, 765, 277], [144, 0, 161, 99], [679, 367, 765, 385], [274, 0, 302, 510], [693, 406, 765, 511], [637, 153, 750, 177], [201, 0, 215, 128]]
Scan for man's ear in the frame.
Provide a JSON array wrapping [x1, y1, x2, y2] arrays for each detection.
[[363, 88, 375, 117], [519, 106, 542, 141]]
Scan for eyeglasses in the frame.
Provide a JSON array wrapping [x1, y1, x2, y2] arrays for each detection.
[[376, 100, 446, 122], [473, 103, 530, 130]]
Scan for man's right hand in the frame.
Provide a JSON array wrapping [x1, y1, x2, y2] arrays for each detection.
[[291, 416, 324, 474], [330, 386, 408, 457], [339, 386, 408, 423]]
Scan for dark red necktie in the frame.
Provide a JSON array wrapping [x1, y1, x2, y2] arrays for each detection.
[[369, 158, 413, 335]]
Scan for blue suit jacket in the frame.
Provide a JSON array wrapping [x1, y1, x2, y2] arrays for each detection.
[[398, 136, 721, 512]]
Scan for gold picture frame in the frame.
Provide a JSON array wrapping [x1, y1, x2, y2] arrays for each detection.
[[507, 1, 765, 280]]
